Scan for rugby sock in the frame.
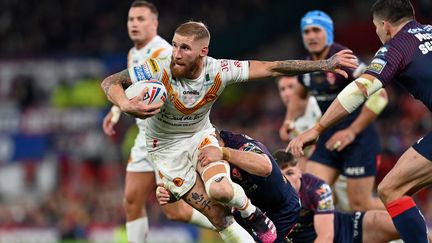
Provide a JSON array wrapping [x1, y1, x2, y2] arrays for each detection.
[[219, 221, 255, 243], [189, 208, 217, 231], [126, 217, 149, 243], [386, 196, 428, 243], [226, 183, 256, 218]]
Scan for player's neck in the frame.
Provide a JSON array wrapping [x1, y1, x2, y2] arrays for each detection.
[[390, 18, 413, 38], [134, 36, 156, 50], [187, 57, 206, 80], [311, 46, 330, 61]]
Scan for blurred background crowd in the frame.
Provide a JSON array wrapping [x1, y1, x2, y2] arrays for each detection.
[[0, 0, 431, 242]]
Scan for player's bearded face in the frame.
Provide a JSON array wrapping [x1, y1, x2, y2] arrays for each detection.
[[302, 26, 327, 55], [171, 34, 204, 79], [170, 55, 201, 79]]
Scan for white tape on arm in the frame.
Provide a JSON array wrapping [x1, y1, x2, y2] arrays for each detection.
[[337, 77, 383, 113], [364, 88, 388, 115], [110, 105, 121, 124]]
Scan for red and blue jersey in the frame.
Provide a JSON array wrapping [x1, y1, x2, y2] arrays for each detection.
[[219, 130, 300, 242], [288, 173, 334, 242], [220, 130, 299, 214], [365, 21, 432, 111]]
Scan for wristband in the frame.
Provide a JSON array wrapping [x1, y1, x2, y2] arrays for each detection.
[[221, 147, 231, 161], [110, 106, 121, 123]]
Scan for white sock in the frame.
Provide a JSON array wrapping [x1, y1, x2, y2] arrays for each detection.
[[126, 217, 149, 243], [226, 183, 256, 218], [219, 221, 255, 243], [189, 208, 217, 231]]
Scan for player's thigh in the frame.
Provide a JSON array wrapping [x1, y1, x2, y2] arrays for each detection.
[[182, 172, 232, 230], [362, 210, 399, 243], [378, 147, 432, 203], [306, 160, 339, 185], [346, 176, 374, 200], [124, 171, 157, 203], [161, 200, 194, 222]]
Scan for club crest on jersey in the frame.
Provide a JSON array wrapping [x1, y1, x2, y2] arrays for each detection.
[[173, 177, 184, 187], [367, 58, 387, 74], [133, 65, 152, 81], [204, 93, 217, 102]]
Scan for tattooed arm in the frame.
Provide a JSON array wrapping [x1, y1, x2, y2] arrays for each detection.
[[101, 69, 132, 108], [101, 69, 163, 119], [248, 49, 358, 80]]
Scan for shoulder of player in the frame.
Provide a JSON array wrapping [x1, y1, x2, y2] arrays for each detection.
[[210, 56, 245, 72], [302, 173, 328, 189]]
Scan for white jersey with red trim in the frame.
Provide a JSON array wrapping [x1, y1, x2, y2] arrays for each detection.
[[128, 35, 172, 130], [128, 56, 249, 148], [293, 96, 322, 133]]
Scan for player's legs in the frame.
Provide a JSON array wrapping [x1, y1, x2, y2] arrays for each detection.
[[346, 176, 384, 211], [377, 147, 432, 243], [160, 199, 216, 230], [305, 160, 339, 185], [333, 175, 350, 212], [197, 156, 276, 243], [123, 171, 156, 243], [362, 210, 399, 243], [195, 141, 276, 243], [182, 172, 255, 243]]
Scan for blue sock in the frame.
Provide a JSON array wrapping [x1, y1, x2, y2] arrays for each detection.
[[386, 196, 428, 243]]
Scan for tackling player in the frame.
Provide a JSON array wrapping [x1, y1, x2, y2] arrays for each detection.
[[157, 129, 301, 242], [101, 21, 358, 242], [288, 0, 432, 242]]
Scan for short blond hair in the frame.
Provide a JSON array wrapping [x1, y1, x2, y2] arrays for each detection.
[[175, 21, 210, 42]]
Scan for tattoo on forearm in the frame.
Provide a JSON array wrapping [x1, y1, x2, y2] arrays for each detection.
[[273, 59, 328, 76], [101, 69, 132, 95]]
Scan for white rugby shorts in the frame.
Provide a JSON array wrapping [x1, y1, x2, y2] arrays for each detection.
[[148, 127, 218, 199]]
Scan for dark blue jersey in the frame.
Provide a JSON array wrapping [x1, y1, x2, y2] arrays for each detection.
[[220, 130, 299, 214], [220, 130, 300, 242], [288, 174, 364, 243], [288, 173, 334, 242], [365, 21, 432, 111], [298, 43, 364, 127]]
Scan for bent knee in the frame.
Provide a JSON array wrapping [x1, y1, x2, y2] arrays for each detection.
[[123, 187, 148, 208], [208, 181, 234, 203], [377, 180, 395, 204]]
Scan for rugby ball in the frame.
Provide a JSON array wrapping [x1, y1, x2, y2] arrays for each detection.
[[125, 80, 167, 105]]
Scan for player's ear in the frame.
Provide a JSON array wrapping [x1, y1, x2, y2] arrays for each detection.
[[200, 46, 208, 57], [382, 20, 392, 36]]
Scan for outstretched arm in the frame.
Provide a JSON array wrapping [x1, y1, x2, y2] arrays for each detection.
[[287, 73, 384, 157], [248, 50, 358, 80]]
